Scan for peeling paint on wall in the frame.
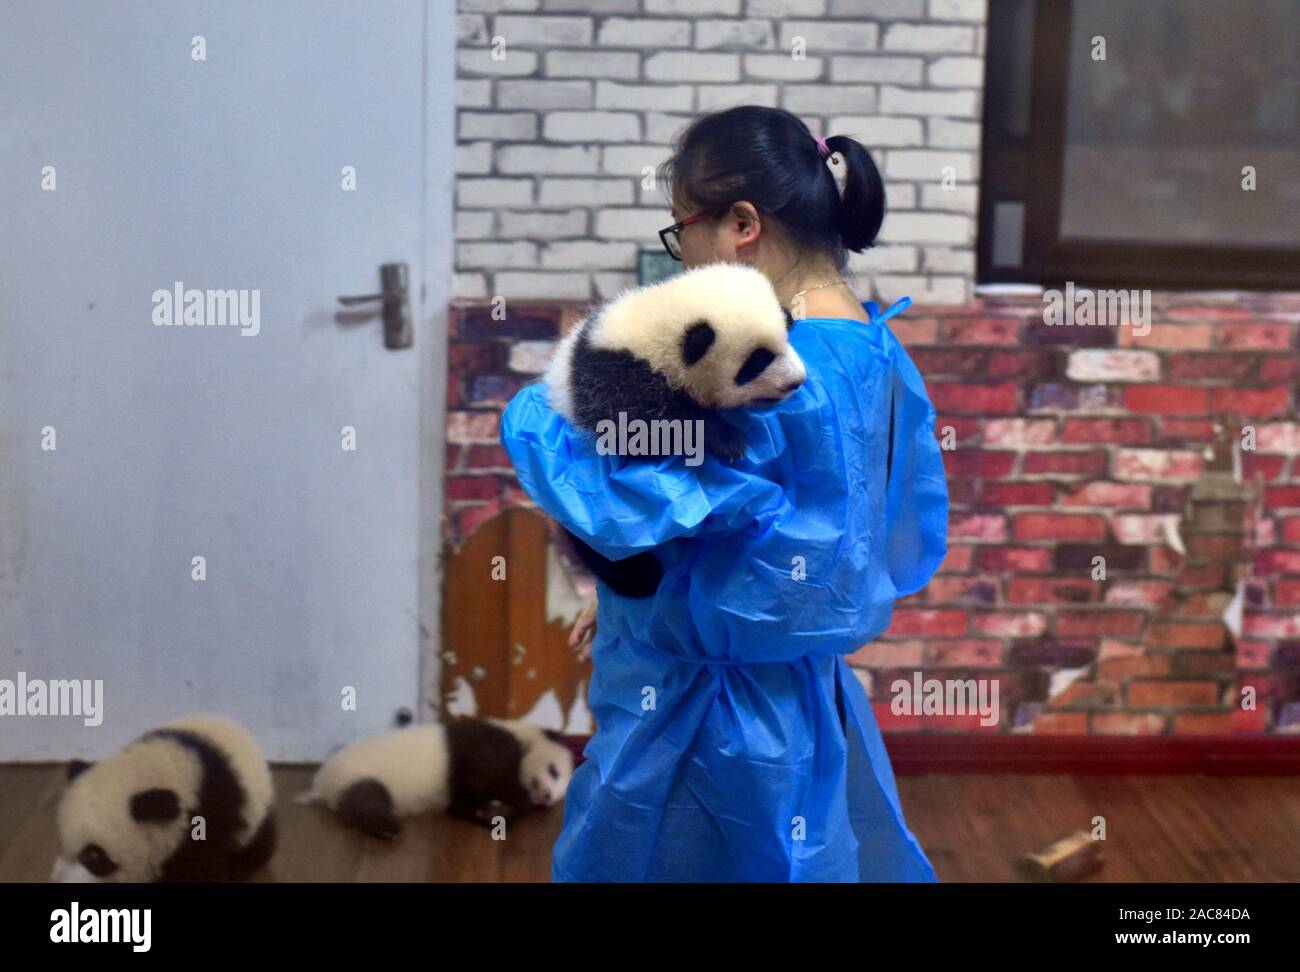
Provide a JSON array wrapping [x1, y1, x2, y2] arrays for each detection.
[[545, 536, 590, 627], [565, 679, 592, 736], [445, 675, 477, 718], [520, 688, 564, 733]]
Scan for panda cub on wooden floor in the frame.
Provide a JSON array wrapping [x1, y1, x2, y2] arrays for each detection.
[[544, 262, 807, 597], [51, 714, 276, 883], [300, 717, 573, 839]]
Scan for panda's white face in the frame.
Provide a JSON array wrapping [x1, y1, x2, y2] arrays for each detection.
[[675, 312, 806, 410], [53, 780, 184, 884], [520, 736, 574, 808], [592, 263, 806, 410], [53, 743, 199, 884]]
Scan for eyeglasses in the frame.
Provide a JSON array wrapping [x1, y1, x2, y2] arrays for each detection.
[[659, 210, 716, 261]]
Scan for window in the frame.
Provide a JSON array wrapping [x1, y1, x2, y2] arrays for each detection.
[[979, 0, 1300, 289]]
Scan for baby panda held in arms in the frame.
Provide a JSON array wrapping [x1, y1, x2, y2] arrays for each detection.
[[300, 716, 573, 839], [544, 262, 806, 599]]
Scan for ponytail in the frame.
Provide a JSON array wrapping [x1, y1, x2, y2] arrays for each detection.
[[824, 134, 886, 253]]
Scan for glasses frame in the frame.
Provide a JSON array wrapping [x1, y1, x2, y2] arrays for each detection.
[[658, 210, 718, 261]]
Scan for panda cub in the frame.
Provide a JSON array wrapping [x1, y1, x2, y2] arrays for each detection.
[[51, 714, 276, 883], [544, 262, 806, 598], [299, 717, 574, 839]]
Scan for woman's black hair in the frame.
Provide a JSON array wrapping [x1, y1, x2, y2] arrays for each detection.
[[658, 105, 886, 269]]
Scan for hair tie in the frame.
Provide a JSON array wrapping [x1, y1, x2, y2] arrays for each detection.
[[814, 134, 848, 200]]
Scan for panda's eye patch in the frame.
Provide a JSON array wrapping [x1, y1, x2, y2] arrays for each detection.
[[548, 764, 560, 780], [78, 843, 118, 878], [130, 787, 181, 823], [681, 320, 715, 366], [735, 347, 776, 386]]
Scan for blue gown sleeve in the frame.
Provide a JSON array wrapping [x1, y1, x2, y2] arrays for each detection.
[[499, 384, 784, 562]]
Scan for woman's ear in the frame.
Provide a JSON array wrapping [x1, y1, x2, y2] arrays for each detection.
[[730, 201, 762, 252]]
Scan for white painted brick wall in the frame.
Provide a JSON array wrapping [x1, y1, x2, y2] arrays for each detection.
[[454, 0, 986, 304], [597, 18, 692, 47]]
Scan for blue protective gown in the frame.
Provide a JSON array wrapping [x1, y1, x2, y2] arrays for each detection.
[[499, 299, 949, 882]]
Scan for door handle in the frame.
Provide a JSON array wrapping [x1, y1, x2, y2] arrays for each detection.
[[338, 262, 413, 349]]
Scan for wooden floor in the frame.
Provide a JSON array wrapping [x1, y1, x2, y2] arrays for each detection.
[[4, 764, 1298, 882]]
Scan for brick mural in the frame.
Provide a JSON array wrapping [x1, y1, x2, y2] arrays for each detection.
[[445, 292, 1300, 736], [448, 1, 1300, 737]]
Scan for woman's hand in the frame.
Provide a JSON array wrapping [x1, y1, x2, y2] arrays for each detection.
[[569, 594, 598, 662]]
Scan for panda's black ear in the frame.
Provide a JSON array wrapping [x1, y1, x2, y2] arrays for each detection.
[[130, 788, 181, 823], [681, 320, 715, 366], [783, 308, 796, 332], [66, 759, 93, 782]]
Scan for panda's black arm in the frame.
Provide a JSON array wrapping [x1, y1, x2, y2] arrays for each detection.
[[571, 344, 746, 462], [570, 344, 705, 431], [564, 529, 663, 599]]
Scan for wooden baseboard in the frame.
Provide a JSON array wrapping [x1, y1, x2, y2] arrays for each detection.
[[557, 733, 1300, 775], [881, 733, 1300, 775]]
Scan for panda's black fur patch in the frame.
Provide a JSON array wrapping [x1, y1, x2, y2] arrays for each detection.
[[236, 815, 277, 877], [78, 844, 118, 878], [562, 530, 663, 599], [560, 326, 748, 598], [681, 320, 715, 366], [130, 787, 181, 823], [337, 778, 400, 840], [735, 347, 776, 386], [141, 728, 276, 882], [443, 717, 532, 825]]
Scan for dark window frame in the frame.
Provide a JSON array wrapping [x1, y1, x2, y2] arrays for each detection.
[[978, 0, 1300, 291]]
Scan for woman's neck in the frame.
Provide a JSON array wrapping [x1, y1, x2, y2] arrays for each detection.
[[767, 258, 869, 323], [796, 287, 870, 322]]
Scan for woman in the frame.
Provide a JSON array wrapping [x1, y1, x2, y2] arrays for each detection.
[[500, 106, 948, 881]]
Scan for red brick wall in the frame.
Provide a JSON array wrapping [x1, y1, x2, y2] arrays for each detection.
[[445, 293, 1300, 736]]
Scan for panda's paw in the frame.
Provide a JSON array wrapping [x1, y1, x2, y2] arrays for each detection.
[[705, 422, 748, 463]]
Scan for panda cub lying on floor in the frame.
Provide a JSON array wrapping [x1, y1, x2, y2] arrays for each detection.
[[51, 714, 276, 883], [543, 262, 807, 597], [300, 716, 574, 839]]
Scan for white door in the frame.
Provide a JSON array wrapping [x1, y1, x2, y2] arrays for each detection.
[[0, 1, 453, 760]]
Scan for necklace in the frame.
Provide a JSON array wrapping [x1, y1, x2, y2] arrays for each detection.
[[788, 278, 849, 306]]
